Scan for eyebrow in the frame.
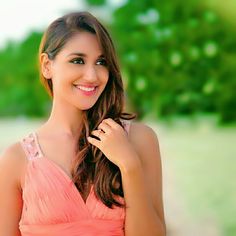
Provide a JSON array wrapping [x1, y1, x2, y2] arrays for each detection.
[[67, 52, 104, 58]]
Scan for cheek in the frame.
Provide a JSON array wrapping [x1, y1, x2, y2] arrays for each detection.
[[52, 68, 79, 86], [52, 61, 77, 77], [98, 68, 109, 83]]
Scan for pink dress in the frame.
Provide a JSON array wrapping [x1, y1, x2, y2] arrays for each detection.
[[19, 120, 131, 236]]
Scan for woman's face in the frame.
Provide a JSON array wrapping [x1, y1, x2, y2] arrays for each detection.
[[44, 31, 109, 110]]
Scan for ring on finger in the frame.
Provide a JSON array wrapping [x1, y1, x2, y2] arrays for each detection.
[[98, 129, 103, 138]]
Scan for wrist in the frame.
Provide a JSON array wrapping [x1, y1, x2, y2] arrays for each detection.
[[119, 156, 142, 175]]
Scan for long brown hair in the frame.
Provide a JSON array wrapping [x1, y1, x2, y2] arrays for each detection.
[[38, 11, 137, 208]]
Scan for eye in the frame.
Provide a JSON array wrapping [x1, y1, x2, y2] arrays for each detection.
[[96, 58, 107, 66], [70, 57, 84, 64]]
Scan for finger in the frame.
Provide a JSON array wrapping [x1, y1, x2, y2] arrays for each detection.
[[87, 136, 100, 148], [97, 122, 111, 133], [91, 129, 104, 139], [103, 118, 120, 129]]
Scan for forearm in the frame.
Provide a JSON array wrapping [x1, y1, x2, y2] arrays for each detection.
[[120, 157, 165, 236]]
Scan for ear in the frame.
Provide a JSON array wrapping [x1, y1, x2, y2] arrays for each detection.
[[40, 53, 53, 79]]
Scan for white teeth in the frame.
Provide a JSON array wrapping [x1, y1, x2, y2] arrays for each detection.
[[76, 86, 96, 91]]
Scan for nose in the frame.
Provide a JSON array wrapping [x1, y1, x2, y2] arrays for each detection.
[[83, 65, 98, 83]]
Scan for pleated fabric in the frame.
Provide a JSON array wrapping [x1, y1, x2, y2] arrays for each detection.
[[19, 119, 131, 236]]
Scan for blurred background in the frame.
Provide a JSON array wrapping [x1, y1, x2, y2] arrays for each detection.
[[0, 0, 235, 235]]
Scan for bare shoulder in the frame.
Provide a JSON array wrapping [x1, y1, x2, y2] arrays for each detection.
[[128, 121, 166, 230], [0, 142, 27, 190], [129, 121, 161, 164], [129, 121, 157, 138], [0, 142, 25, 235], [1, 141, 26, 165]]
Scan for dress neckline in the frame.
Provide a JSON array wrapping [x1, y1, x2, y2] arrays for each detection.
[[31, 131, 94, 206]]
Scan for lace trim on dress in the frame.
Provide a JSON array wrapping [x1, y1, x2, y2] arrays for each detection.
[[20, 133, 43, 161]]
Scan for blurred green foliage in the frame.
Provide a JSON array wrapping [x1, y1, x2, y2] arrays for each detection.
[[0, 32, 49, 117], [0, 0, 235, 123], [108, 0, 236, 123]]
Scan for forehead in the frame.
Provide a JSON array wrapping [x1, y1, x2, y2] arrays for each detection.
[[60, 31, 102, 56]]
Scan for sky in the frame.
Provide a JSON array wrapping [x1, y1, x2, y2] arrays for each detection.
[[0, 0, 87, 49], [0, 0, 127, 49]]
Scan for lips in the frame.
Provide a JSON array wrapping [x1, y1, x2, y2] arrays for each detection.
[[73, 84, 98, 96], [76, 85, 96, 91], [74, 84, 98, 88]]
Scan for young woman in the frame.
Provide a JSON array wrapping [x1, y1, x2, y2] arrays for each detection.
[[0, 11, 166, 236]]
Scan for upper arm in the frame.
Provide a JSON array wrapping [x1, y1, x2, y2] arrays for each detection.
[[130, 122, 166, 225], [0, 143, 24, 236]]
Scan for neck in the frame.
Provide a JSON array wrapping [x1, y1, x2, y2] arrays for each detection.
[[42, 98, 84, 139]]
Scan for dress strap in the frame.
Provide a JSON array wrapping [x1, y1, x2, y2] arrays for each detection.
[[20, 132, 43, 161], [121, 119, 131, 136]]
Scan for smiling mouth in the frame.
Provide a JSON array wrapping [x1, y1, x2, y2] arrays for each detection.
[[73, 84, 98, 96], [73, 84, 98, 89], [75, 85, 96, 91]]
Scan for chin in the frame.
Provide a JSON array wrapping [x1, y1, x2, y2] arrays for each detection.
[[75, 102, 97, 111]]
